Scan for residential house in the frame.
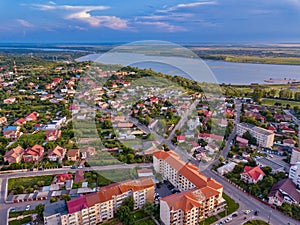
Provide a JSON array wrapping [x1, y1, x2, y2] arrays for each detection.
[[25, 112, 39, 121], [283, 139, 296, 148], [66, 149, 80, 161], [3, 126, 22, 139], [177, 135, 186, 143], [268, 178, 300, 206], [0, 117, 7, 126], [4, 145, 25, 164], [81, 147, 96, 159], [217, 162, 237, 175], [3, 97, 16, 104], [23, 144, 44, 162], [48, 146, 66, 162], [14, 118, 26, 126], [46, 129, 62, 141], [74, 170, 85, 183], [240, 166, 265, 184]]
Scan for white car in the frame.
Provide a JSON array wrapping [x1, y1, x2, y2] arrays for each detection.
[[25, 205, 31, 211]]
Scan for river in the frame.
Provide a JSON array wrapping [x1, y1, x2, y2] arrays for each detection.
[[77, 53, 300, 85]]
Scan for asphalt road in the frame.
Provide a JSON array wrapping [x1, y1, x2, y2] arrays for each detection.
[[203, 169, 300, 225]]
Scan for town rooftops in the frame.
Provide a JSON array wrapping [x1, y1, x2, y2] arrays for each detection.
[[67, 196, 88, 214], [268, 178, 300, 203], [241, 166, 265, 181], [44, 200, 68, 217], [161, 189, 202, 212], [255, 157, 285, 171]]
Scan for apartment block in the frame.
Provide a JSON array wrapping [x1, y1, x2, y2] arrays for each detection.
[[44, 177, 155, 225], [236, 123, 274, 148], [153, 150, 225, 225], [289, 162, 300, 188], [291, 148, 300, 165]]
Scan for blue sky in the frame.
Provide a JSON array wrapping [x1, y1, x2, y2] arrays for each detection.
[[0, 0, 300, 43]]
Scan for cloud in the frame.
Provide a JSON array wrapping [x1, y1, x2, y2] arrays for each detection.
[[157, 1, 216, 13], [17, 19, 34, 28], [135, 21, 187, 32], [32, 3, 129, 30]]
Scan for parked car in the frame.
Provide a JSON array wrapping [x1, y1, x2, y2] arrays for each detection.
[[10, 207, 16, 212], [231, 213, 238, 217]]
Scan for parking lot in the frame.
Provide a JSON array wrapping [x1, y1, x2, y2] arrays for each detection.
[[155, 180, 180, 201]]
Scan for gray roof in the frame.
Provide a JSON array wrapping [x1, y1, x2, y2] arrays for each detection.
[[44, 200, 68, 217], [255, 157, 284, 170]]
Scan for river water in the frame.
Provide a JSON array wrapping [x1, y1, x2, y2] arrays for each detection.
[[77, 53, 300, 85]]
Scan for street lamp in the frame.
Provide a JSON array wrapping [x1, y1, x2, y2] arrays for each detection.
[[225, 206, 228, 217]]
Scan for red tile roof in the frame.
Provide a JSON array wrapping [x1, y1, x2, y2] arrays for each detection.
[[67, 197, 88, 214], [241, 166, 265, 181]]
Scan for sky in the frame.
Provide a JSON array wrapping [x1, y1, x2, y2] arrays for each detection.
[[0, 0, 299, 43]]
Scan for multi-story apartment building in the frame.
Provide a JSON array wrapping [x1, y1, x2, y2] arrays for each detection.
[[289, 162, 300, 188], [44, 177, 155, 225], [153, 150, 225, 225], [236, 123, 274, 148], [291, 148, 300, 165]]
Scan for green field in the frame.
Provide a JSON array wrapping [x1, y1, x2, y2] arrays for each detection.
[[8, 175, 55, 194], [199, 215, 218, 225], [261, 98, 300, 108], [218, 193, 239, 218], [244, 220, 270, 225]]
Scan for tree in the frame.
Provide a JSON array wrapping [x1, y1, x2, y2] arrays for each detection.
[[62, 194, 71, 201], [116, 205, 133, 225], [143, 202, 157, 216], [35, 204, 44, 220], [123, 197, 134, 211], [219, 156, 224, 163], [50, 197, 57, 203], [252, 88, 263, 102]]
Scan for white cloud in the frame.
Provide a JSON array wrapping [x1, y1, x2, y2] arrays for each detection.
[[135, 21, 187, 32], [157, 1, 216, 13], [17, 19, 34, 28], [32, 3, 129, 30]]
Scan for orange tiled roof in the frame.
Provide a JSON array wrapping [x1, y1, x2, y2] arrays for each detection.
[[161, 190, 202, 212]]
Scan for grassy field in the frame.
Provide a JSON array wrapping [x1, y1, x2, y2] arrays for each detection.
[[218, 193, 239, 218], [244, 220, 270, 225], [209, 54, 300, 65], [95, 168, 138, 183], [199, 215, 218, 225], [8, 175, 55, 194], [261, 98, 300, 108], [9, 216, 31, 225]]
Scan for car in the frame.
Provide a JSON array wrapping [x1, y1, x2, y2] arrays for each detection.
[[71, 166, 76, 169], [10, 207, 16, 212], [225, 217, 232, 223], [25, 205, 31, 211], [78, 166, 83, 169], [231, 213, 238, 217], [254, 210, 259, 216]]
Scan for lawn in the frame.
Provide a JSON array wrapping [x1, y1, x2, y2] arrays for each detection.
[[134, 219, 155, 225], [9, 209, 36, 218], [199, 215, 218, 225], [8, 175, 55, 194], [261, 98, 300, 108], [218, 193, 239, 218], [95, 168, 138, 183], [244, 220, 270, 225], [9, 216, 31, 225]]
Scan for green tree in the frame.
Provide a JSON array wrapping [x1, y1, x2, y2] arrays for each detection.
[[35, 204, 45, 220], [116, 205, 133, 225], [123, 197, 134, 211]]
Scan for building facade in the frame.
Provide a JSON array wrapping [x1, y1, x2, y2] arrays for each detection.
[[44, 178, 155, 225], [291, 148, 300, 165], [289, 162, 300, 188], [236, 123, 274, 148], [153, 150, 225, 225]]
